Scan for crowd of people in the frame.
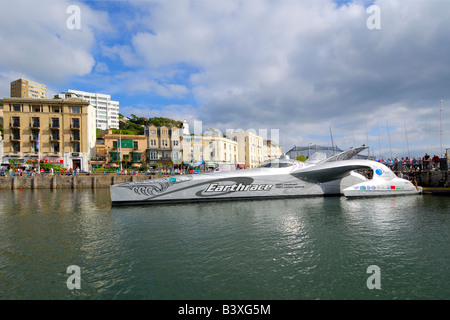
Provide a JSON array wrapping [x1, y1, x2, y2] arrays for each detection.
[[376, 153, 449, 172]]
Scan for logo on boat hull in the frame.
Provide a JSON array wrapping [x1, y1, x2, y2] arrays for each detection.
[[205, 183, 273, 193]]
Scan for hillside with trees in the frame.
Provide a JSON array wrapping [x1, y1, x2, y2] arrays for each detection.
[[109, 114, 183, 136]]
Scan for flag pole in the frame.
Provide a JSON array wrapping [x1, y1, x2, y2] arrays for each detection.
[[37, 132, 40, 174], [119, 130, 122, 172]]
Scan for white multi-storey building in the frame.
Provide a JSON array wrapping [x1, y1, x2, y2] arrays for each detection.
[[68, 90, 119, 130]]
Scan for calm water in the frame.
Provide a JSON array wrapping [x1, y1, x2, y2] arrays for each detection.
[[0, 188, 449, 300]]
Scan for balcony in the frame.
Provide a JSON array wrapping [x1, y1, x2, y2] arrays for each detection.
[[10, 135, 21, 141], [70, 136, 81, 142], [50, 135, 60, 142], [50, 123, 60, 130]]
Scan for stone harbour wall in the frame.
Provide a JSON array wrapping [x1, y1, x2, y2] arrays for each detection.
[[0, 174, 167, 190]]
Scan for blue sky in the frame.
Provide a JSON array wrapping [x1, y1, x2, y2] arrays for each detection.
[[1, 0, 449, 158]]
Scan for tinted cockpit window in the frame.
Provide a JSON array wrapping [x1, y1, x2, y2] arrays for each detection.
[[260, 162, 293, 168]]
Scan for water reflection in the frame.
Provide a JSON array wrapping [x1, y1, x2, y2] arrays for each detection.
[[0, 190, 449, 299]]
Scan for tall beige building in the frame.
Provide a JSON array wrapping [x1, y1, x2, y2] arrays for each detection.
[[146, 124, 183, 168], [228, 130, 265, 168], [0, 97, 96, 171], [10, 78, 47, 99], [182, 134, 238, 169], [264, 139, 283, 162]]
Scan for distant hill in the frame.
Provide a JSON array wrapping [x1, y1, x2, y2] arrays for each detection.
[[108, 114, 182, 136]]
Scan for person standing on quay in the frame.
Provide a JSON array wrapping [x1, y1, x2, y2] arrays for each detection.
[[423, 153, 430, 170]]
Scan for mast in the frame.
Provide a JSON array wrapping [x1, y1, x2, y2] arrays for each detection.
[[440, 99, 444, 157], [404, 118, 410, 159], [377, 122, 381, 159], [329, 126, 335, 154], [366, 124, 370, 159], [386, 120, 393, 159]]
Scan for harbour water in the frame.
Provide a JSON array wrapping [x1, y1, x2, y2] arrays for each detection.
[[0, 188, 449, 300]]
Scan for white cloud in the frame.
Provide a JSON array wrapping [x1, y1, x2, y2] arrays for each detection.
[[0, 0, 110, 87], [3, 0, 450, 158]]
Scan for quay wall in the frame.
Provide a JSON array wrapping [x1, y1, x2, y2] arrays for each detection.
[[415, 170, 448, 188], [0, 174, 167, 190]]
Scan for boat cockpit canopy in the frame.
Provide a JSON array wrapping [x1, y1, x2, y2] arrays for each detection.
[[258, 160, 296, 168]]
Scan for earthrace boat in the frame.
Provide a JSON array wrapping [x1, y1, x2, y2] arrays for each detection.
[[110, 146, 422, 206]]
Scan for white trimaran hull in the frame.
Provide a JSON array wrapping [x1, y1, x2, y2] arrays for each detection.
[[110, 146, 421, 206]]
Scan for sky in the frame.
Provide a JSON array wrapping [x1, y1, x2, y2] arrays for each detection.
[[1, 0, 449, 159]]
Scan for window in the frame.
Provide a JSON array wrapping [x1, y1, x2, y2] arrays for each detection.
[[52, 142, 60, 153], [131, 152, 142, 162], [150, 151, 158, 160], [113, 141, 118, 149], [51, 118, 60, 128], [162, 139, 168, 147], [150, 139, 157, 146], [72, 142, 80, 153], [12, 117, 20, 127], [31, 130, 39, 140], [173, 140, 179, 146], [72, 118, 80, 129], [12, 104, 21, 112], [12, 142, 20, 152], [51, 131, 59, 141], [32, 141, 39, 152], [110, 152, 120, 162], [72, 131, 80, 141], [133, 141, 138, 149], [12, 129, 20, 140], [31, 117, 40, 128], [72, 106, 81, 113]]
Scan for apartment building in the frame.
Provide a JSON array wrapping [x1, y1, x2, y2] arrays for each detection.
[[146, 124, 183, 168], [264, 139, 283, 162], [11, 78, 47, 99], [68, 89, 119, 130], [0, 97, 96, 171], [228, 130, 264, 168], [182, 134, 238, 169], [96, 130, 147, 169]]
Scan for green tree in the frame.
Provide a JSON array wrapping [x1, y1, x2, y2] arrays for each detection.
[[147, 117, 182, 127]]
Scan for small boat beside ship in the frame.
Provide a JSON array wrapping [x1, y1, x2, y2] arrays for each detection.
[[110, 146, 422, 206]]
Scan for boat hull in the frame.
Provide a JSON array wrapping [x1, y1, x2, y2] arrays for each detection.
[[343, 180, 422, 198], [110, 171, 365, 206]]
